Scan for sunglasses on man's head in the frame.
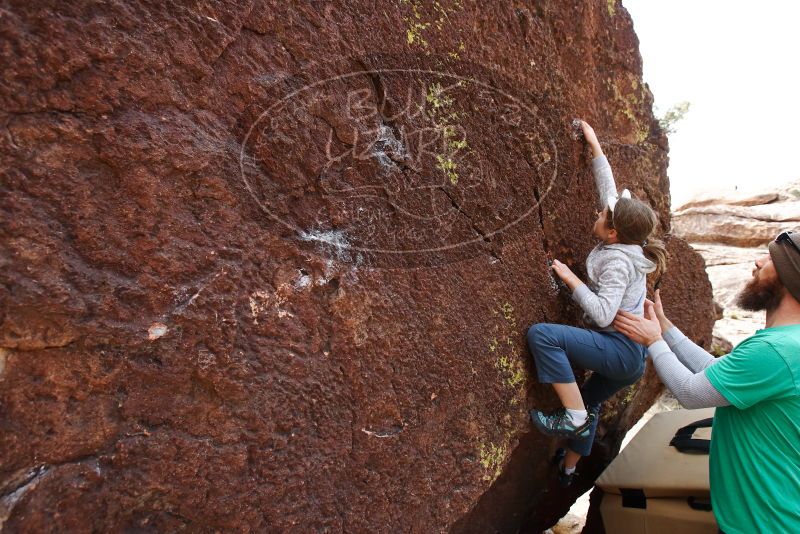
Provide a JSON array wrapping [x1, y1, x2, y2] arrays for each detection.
[[775, 231, 800, 257]]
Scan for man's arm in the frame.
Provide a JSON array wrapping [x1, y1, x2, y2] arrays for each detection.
[[662, 325, 717, 372], [645, 289, 717, 372], [647, 340, 731, 409], [612, 301, 731, 409]]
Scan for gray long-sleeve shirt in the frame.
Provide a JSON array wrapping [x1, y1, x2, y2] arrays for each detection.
[[571, 155, 656, 329], [647, 326, 730, 408]]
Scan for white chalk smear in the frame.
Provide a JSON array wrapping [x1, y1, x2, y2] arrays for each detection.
[[147, 323, 168, 340], [299, 228, 350, 248], [361, 427, 404, 438], [294, 273, 312, 290]]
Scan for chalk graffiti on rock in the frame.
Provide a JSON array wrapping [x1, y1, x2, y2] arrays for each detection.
[[239, 59, 559, 266]]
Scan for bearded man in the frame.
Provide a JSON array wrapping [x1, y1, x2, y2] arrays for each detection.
[[613, 231, 800, 534]]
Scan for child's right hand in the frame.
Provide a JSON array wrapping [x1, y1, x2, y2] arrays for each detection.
[[579, 120, 603, 157], [579, 120, 597, 142]]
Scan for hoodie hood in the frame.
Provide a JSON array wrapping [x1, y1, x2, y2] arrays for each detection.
[[601, 243, 657, 274]]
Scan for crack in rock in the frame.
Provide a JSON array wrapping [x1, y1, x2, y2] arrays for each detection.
[[0, 465, 49, 529], [438, 186, 502, 263]]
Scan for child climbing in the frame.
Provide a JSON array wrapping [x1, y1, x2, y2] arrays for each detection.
[[527, 120, 668, 486]]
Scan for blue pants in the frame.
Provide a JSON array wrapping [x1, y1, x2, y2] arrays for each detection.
[[526, 323, 646, 456]]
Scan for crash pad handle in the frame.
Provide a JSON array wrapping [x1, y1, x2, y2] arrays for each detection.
[[669, 417, 713, 453]]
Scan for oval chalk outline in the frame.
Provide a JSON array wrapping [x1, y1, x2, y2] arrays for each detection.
[[239, 66, 559, 256]]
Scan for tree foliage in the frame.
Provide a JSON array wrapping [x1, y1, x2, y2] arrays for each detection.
[[657, 101, 691, 134]]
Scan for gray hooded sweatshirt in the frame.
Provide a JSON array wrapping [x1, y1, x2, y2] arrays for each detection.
[[571, 155, 656, 330]]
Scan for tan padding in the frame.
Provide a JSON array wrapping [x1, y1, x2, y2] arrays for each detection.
[[600, 493, 718, 534], [596, 408, 715, 498]]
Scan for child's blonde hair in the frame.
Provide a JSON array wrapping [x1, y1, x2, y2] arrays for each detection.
[[606, 197, 668, 279]]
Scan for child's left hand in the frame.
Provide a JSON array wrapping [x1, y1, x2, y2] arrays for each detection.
[[551, 259, 582, 290]]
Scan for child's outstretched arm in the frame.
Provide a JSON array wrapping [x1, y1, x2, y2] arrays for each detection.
[[580, 120, 617, 209]]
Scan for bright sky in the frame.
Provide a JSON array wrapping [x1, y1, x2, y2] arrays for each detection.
[[623, 0, 800, 208]]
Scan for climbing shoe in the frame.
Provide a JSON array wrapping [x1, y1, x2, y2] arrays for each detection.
[[529, 408, 595, 438], [551, 448, 576, 488]]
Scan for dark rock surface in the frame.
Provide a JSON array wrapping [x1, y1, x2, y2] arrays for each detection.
[[0, 1, 714, 532]]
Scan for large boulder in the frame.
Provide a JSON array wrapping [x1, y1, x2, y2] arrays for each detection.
[[0, 1, 714, 531]]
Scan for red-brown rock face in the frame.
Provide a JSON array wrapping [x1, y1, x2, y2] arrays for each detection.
[[0, 1, 714, 532]]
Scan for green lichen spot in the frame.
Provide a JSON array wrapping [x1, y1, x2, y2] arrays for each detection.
[[489, 302, 526, 390], [449, 139, 468, 150], [621, 107, 636, 123], [635, 124, 649, 144], [406, 22, 430, 46], [605, 75, 649, 143], [424, 82, 470, 186], [479, 442, 507, 481], [496, 354, 526, 389], [607, 0, 617, 16], [499, 302, 517, 327], [426, 83, 455, 110], [401, 0, 463, 49], [623, 384, 637, 403], [436, 154, 459, 185]]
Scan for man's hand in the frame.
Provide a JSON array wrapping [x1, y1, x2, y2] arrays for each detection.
[[613, 301, 663, 346], [551, 259, 584, 291], [650, 289, 674, 333], [579, 120, 603, 158]]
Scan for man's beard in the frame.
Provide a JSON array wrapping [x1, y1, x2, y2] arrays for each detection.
[[737, 272, 785, 312]]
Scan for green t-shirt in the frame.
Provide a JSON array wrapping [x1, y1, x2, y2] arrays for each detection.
[[705, 324, 800, 534]]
